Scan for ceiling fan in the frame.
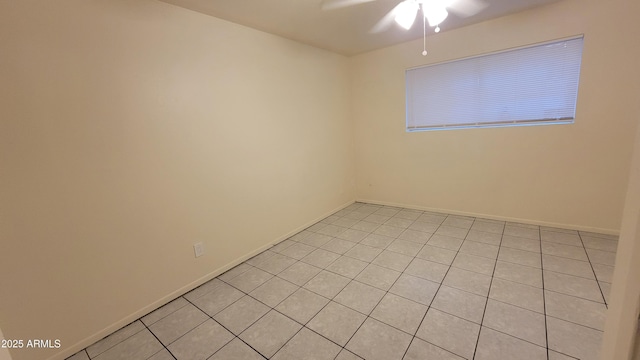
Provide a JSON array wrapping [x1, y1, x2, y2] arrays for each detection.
[[322, 0, 488, 55]]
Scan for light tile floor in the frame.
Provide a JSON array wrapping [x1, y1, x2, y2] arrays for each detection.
[[68, 202, 618, 360]]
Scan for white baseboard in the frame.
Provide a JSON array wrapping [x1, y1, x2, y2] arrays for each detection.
[[51, 199, 356, 360], [356, 198, 620, 236]]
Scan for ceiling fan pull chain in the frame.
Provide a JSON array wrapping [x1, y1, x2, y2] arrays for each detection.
[[422, 6, 427, 56]]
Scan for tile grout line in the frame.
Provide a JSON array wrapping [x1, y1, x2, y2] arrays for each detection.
[[217, 244, 345, 358], [181, 253, 295, 359], [284, 205, 382, 360], [73, 202, 611, 360], [250, 236, 358, 359], [83, 207, 453, 359], [341, 208, 430, 359], [182, 294, 268, 360], [401, 215, 473, 360], [216, 202, 382, 359], [303, 203, 392, 359], [297, 205, 459, 359], [139, 319, 179, 360], [71, 204, 422, 359], [577, 232, 609, 308], [309, 206, 423, 358], [542, 287, 607, 306], [216, 216, 528, 360], [80, 319, 146, 359], [470, 217, 505, 360], [539, 227, 550, 360]]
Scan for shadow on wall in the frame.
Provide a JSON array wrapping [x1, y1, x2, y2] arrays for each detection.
[[0, 327, 13, 360], [635, 319, 640, 360]]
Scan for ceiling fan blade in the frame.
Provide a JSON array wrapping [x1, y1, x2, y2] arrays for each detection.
[[446, 0, 488, 17], [321, 0, 376, 11], [369, 2, 405, 33]]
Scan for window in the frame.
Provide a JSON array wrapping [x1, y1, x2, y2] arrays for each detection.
[[406, 36, 584, 131]]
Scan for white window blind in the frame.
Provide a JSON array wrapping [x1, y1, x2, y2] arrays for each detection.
[[406, 36, 584, 131]]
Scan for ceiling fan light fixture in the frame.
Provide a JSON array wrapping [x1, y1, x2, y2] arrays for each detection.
[[423, 3, 448, 27], [394, 0, 419, 30]]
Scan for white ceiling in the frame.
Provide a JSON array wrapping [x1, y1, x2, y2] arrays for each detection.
[[157, 0, 562, 55]]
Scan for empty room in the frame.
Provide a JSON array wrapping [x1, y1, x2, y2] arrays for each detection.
[[1, 0, 639, 360]]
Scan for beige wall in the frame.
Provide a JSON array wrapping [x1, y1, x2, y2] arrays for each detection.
[[1, 0, 639, 359], [601, 113, 640, 358], [0, 327, 13, 360], [0, 1, 354, 359], [351, 0, 640, 233]]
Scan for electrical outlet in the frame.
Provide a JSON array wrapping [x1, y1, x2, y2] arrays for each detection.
[[193, 242, 204, 258]]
